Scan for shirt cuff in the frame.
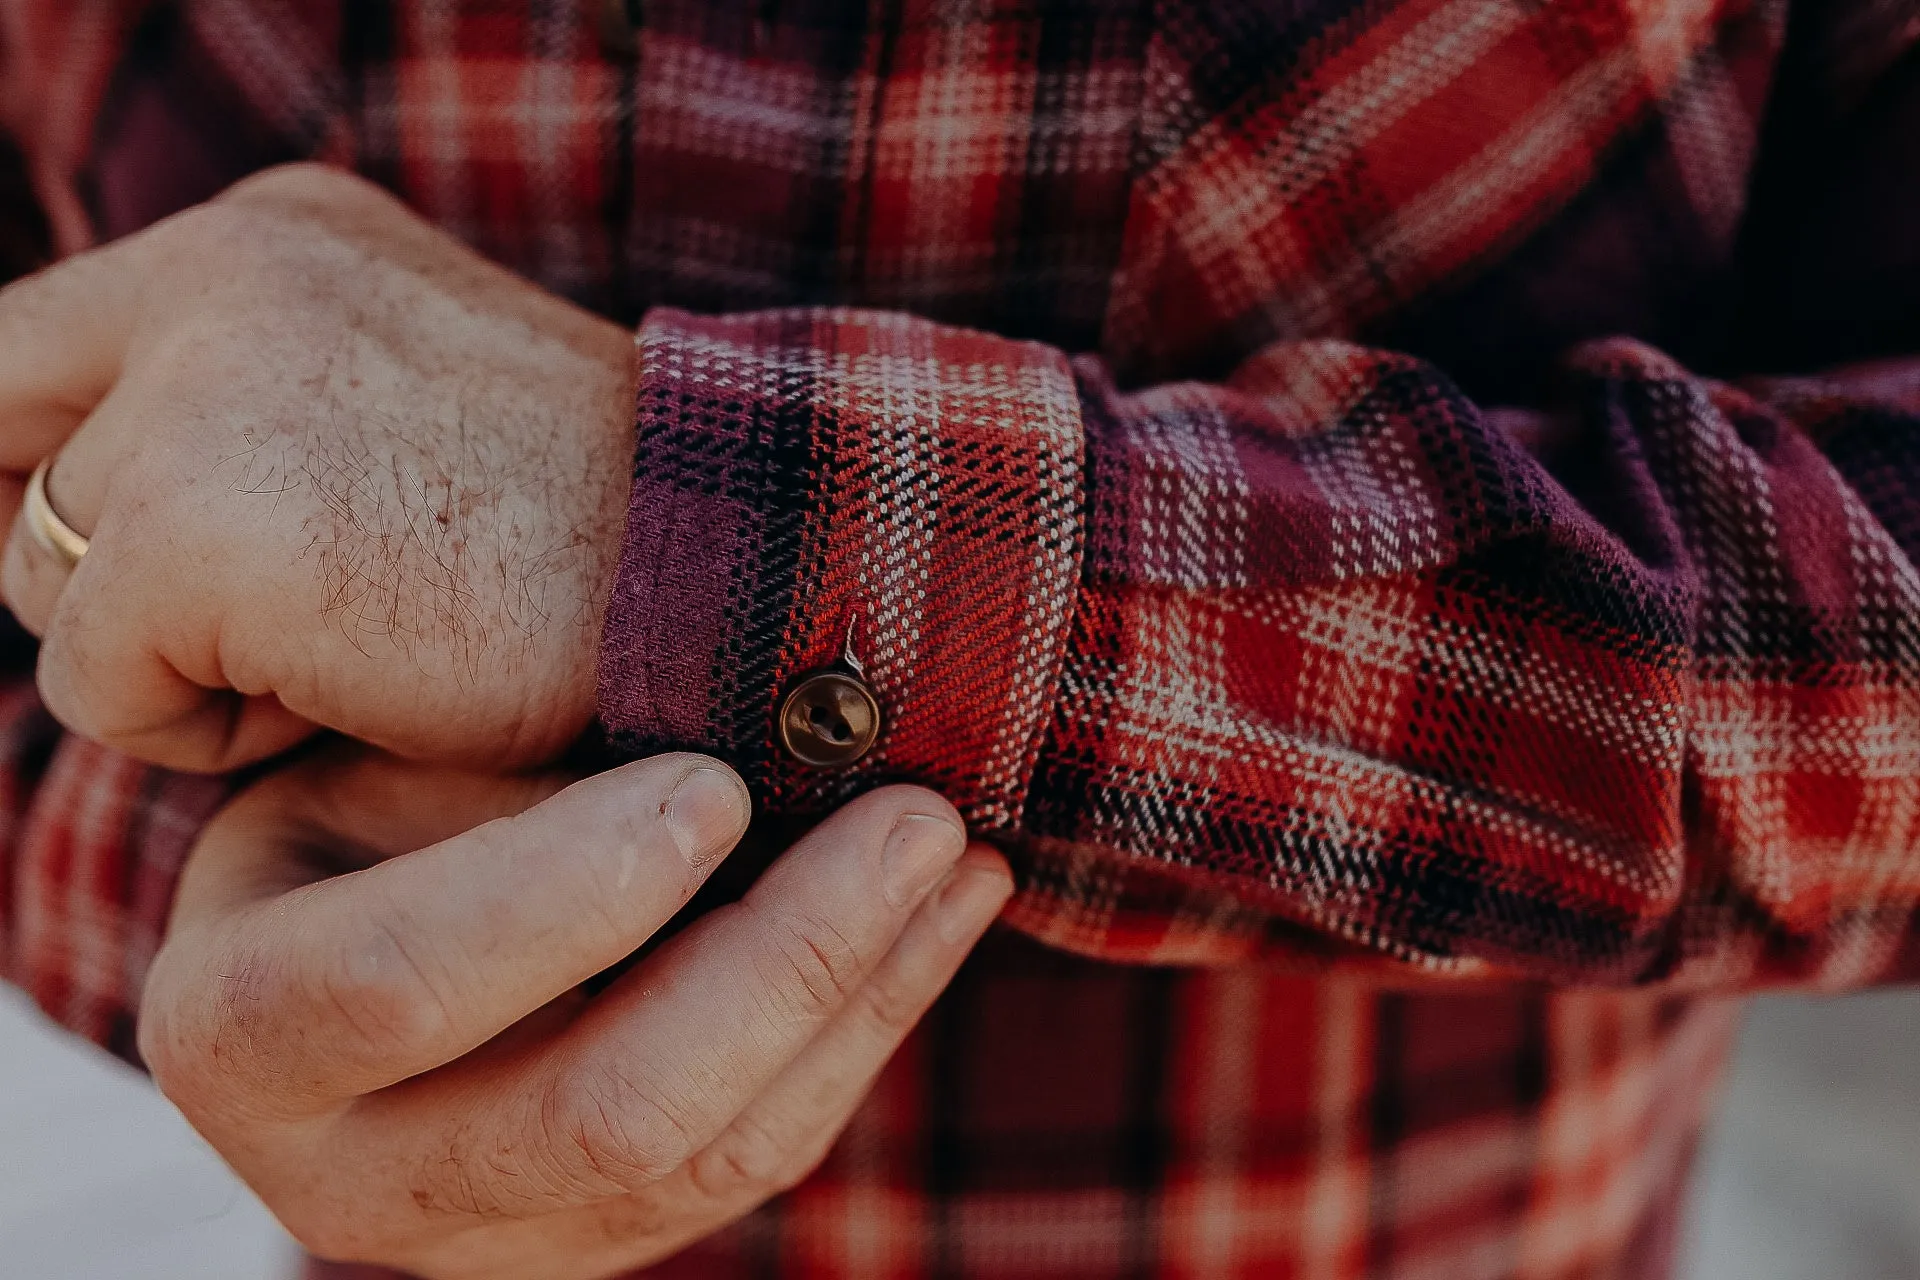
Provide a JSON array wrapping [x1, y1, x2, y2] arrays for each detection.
[[596, 308, 1086, 826]]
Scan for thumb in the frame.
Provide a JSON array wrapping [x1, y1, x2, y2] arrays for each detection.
[[146, 748, 752, 1111]]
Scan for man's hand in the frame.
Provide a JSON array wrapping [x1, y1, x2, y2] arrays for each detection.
[[0, 162, 634, 771], [138, 748, 1011, 1279]]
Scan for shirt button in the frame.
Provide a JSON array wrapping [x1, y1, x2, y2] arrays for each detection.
[[777, 669, 882, 769], [597, 0, 642, 56]]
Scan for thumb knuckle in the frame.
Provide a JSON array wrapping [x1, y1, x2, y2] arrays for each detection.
[[136, 934, 265, 1111]]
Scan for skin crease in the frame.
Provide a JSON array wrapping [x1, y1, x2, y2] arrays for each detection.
[[0, 162, 637, 772], [141, 748, 1012, 1279]]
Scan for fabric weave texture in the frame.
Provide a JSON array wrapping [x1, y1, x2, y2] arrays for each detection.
[[1, 0, 1917, 1276]]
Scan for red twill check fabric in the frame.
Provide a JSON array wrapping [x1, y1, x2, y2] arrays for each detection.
[[2, 2, 1919, 1278]]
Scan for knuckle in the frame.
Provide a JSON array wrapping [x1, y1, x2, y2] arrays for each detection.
[[853, 964, 933, 1035], [577, 1188, 677, 1249], [188, 196, 269, 239], [137, 928, 290, 1114], [36, 653, 148, 755], [760, 911, 863, 1022], [536, 1063, 703, 1196], [157, 200, 284, 271], [404, 1124, 522, 1222], [220, 161, 374, 210], [133, 989, 203, 1106], [163, 931, 290, 1098], [137, 303, 317, 413], [686, 1115, 803, 1203], [31, 643, 88, 728], [293, 906, 457, 1062]]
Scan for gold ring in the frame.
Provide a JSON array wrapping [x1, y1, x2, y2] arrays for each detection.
[[24, 458, 88, 570]]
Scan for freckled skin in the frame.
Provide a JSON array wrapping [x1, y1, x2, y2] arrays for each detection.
[[0, 163, 636, 773]]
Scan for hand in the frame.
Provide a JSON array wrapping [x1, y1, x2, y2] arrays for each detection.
[[137, 749, 1012, 1278], [0, 162, 635, 771]]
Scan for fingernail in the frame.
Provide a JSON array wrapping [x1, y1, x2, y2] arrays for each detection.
[[935, 863, 1013, 944], [882, 813, 965, 908], [662, 767, 748, 868]]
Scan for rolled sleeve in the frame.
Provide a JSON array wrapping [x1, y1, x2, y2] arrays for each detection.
[[597, 308, 1086, 828]]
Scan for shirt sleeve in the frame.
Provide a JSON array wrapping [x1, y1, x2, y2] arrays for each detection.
[[597, 310, 1920, 992]]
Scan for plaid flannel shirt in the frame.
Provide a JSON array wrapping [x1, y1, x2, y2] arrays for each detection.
[[3, 1, 1919, 1277]]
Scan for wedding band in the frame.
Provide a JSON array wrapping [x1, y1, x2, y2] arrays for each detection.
[[24, 458, 88, 569]]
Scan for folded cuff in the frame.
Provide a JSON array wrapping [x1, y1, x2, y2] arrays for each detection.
[[597, 308, 1085, 827]]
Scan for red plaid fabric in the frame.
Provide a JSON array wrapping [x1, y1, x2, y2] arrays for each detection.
[[308, 946, 1746, 1280], [610, 316, 1920, 988], [3, 1, 1919, 1277]]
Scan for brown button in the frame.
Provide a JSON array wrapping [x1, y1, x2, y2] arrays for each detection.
[[777, 668, 881, 768], [596, 0, 642, 56]]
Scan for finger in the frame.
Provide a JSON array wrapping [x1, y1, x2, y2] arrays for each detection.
[[6, 386, 304, 770], [35, 633, 319, 772], [142, 752, 751, 1113], [365, 784, 969, 1216], [195, 742, 589, 880], [0, 238, 147, 468], [165, 745, 586, 922], [0, 376, 292, 768], [0, 435, 94, 637], [678, 846, 1011, 1203], [0, 283, 182, 637], [2, 492, 70, 637], [30, 537, 316, 771], [394, 848, 1012, 1280]]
